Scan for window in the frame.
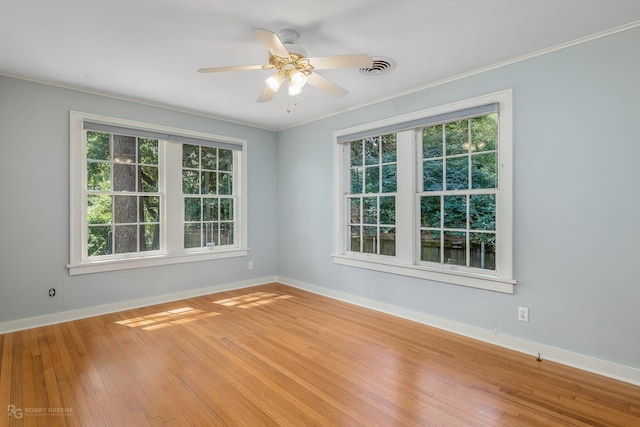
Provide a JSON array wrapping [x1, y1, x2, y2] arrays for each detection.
[[333, 91, 514, 293], [419, 114, 498, 270], [69, 112, 247, 275], [182, 144, 236, 249], [86, 132, 161, 257], [347, 134, 397, 256]]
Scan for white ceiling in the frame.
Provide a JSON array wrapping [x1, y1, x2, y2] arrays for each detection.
[[2, 1, 639, 131]]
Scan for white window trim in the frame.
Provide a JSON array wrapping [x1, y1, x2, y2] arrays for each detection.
[[68, 111, 248, 275], [332, 90, 515, 293]]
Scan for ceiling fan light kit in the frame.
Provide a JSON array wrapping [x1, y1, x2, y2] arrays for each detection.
[[197, 27, 375, 105]]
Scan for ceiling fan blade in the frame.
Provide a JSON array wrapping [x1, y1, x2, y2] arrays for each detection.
[[197, 64, 268, 73], [253, 28, 290, 59], [306, 72, 348, 98], [307, 54, 372, 70], [257, 86, 277, 103]]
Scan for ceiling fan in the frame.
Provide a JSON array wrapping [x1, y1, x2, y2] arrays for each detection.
[[197, 28, 373, 103]]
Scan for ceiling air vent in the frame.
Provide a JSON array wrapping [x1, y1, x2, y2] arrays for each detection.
[[359, 57, 396, 76]]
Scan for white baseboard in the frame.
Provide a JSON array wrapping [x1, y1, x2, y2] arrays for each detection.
[[0, 276, 278, 335], [278, 276, 640, 387]]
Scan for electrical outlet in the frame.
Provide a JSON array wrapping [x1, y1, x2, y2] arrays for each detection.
[[248, 261, 254, 270], [49, 288, 56, 297], [518, 306, 529, 322]]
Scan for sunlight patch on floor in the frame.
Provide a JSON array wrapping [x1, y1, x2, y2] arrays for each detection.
[[213, 292, 293, 309], [115, 307, 220, 330]]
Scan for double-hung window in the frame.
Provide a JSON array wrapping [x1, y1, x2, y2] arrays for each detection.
[[182, 144, 237, 250], [347, 134, 397, 256], [69, 112, 248, 275], [333, 90, 515, 293]]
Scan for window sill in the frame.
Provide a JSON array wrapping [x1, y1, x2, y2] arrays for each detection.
[[68, 248, 248, 275], [332, 254, 515, 294]]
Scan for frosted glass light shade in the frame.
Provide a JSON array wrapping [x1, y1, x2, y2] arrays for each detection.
[[265, 73, 284, 92], [289, 70, 307, 88]]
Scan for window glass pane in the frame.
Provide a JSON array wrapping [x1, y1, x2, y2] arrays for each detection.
[[139, 224, 160, 251], [420, 230, 441, 263], [350, 141, 363, 167], [88, 225, 112, 256], [379, 196, 395, 225], [203, 198, 218, 221], [182, 144, 199, 168], [87, 162, 111, 191], [179, 144, 236, 250], [114, 224, 138, 254], [139, 196, 160, 223], [443, 195, 466, 229], [446, 157, 469, 190], [349, 198, 361, 224], [184, 223, 201, 248], [138, 138, 158, 165], [472, 153, 497, 189], [470, 233, 496, 270], [218, 149, 233, 171], [218, 172, 233, 195], [362, 197, 377, 224], [184, 197, 201, 222], [364, 137, 379, 165], [113, 163, 136, 192], [422, 125, 443, 159], [220, 222, 234, 245], [380, 227, 395, 256], [349, 225, 361, 252], [444, 231, 466, 266], [182, 170, 199, 194], [88, 194, 112, 224], [220, 198, 233, 221], [350, 167, 363, 194], [470, 194, 496, 231], [84, 129, 166, 259], [381, 133, 397, 163], [363, 226, 377, 254], [139, 166, 158, 192], [471, 114, 497, 152], [201, 171, 217, 194], [381, 164, 397, 193], [114, 195, 137, 223], [365, 166, 380, 193], [87, 131, 110, 161], [203, 222, 218, 247], [423, 159, 443, 191], [201, 146, 217, 170], [445, 120, 468, 156], [420, 196, 440, 228], [113, 135, 136, 163]]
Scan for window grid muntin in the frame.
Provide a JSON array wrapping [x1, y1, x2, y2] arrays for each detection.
[[85, 132, 161, 259], [419, 113, 498, 271], [347, 134, 397, 256], [182, 144, 236, 249]]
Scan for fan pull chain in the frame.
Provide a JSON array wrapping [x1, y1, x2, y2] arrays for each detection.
[[286, 97, 299, 114]]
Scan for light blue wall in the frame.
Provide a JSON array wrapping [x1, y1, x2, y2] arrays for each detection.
[[0, 77, 278, 323], [277, 27, 640, 369]]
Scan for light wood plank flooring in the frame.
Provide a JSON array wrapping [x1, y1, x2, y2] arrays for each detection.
[[1, 283, 639, 426]]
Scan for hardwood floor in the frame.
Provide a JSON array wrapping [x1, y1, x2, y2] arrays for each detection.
[[1, 283, 639, 426]]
